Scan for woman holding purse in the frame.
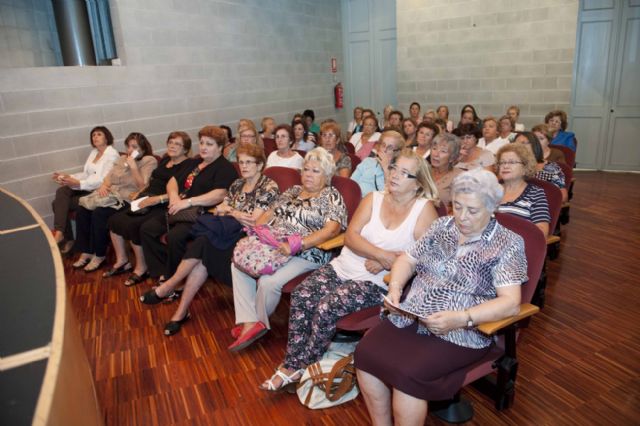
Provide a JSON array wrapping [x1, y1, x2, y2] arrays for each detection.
[[72, 133, 157, 272], [228, 147, 348, 352], [103, 131, 192, 284]]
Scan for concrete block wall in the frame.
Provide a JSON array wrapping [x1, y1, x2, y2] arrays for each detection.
[[0, 0, 62, 67], [397, 0, 579, 129], [0, 0, 344, 224]]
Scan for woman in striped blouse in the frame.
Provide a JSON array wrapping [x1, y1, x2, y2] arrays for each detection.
[[496, 144, 550, 236]]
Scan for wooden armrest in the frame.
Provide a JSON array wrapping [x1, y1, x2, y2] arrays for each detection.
[[207, 207, 216, 214], [477, 303, 539, 335], [561, 201, 570, 208], [546, 235, 560, 245], [316, 233, 345, 251], [383, 274, 390, 285]]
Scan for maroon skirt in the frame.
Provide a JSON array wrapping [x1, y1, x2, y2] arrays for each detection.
[[354, 319, 491, 400]]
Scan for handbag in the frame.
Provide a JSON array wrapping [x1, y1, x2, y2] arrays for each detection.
[[232, 225, 300, 278], [296, 341, 359, 409], [167, 206, 203, 225], [78, 190, 125, 211]]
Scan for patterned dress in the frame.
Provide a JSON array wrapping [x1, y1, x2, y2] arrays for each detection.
[[535, 162, 566, 189], [354, 216, 528, 400], [268, 185, 347, 265]]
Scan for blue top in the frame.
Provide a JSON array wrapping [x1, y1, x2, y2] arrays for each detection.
[[551, 130, 576, 151], [351, 157, 385, 197]]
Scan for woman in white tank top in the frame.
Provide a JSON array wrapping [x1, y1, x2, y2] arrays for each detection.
[[259, 149, 440, 392]]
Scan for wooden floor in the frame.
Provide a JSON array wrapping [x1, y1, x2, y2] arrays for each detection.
[[64, 171, 640, 426]]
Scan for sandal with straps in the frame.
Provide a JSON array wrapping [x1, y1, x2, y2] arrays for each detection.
[[259, 366, 303, 393]]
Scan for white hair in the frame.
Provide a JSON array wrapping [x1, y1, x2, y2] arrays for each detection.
[[304, 147, 336, 181], [451, 168, 503, 212]]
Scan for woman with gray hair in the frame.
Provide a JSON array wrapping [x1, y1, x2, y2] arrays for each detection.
[[228, 147, 348, 351], [430, 133, 462, 212], [354, 168, 528, 426]]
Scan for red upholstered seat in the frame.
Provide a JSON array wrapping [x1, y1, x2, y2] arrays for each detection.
[[263, 166, 301, 192]]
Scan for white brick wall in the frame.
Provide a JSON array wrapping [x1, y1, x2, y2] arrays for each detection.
[[396, 0, 579, 128], [0, 0, 62, 67], [0, 0, 344, 224]]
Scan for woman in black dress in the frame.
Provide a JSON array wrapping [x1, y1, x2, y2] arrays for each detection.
[[104, 131, 192, 285]]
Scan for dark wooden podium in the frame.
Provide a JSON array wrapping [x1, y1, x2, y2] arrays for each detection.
[[0, 188, 102, 426]]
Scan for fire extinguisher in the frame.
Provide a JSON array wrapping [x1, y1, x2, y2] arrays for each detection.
[[334, 83, 344, 109]]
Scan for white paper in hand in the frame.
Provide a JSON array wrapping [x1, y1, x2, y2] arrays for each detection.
[[130, 196, 149, 212]]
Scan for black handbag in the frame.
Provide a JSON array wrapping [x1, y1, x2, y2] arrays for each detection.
[[167, 206, 203, 225]]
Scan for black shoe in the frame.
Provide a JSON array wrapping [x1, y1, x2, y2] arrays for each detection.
[[102, 262, 132, 278], [124, 271, 149, 287], [140, 289, 171, 305], [164, 312, 191, 336]]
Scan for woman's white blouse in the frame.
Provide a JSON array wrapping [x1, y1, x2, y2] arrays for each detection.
[[71, 145, 120, 191]]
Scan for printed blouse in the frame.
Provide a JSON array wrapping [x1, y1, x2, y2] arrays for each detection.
[[389, 216, 528, 349], [269, 185, 347, 265]]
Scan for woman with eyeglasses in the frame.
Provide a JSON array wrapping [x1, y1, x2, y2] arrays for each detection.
[[544, 110, 576, 151], [104, 132, 192, 285], [140, 126, 237, 282], [352, 130, 405, 197], [514, 131, 568, 203], [319, 121, 351, 177], [356, 169, 528, 426], [140, 144, 279, 336], [260, 149, 438, 392], [454, 123, 495, 172], [496, 143, 550, 236], [224, 120, 260, 161], [266, 124, 304, 170]]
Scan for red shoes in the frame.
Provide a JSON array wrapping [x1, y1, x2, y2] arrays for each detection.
[[228, 322, 268, 352]]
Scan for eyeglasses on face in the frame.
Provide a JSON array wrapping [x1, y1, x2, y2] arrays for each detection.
[[380, 143, 401, 153], [168, 140, 184, 147], [238, 160, 257, 166], [321, 133, 337, 138], [240, 133, 256, 139], [497, 160, 524, 166], [388, 164, 418, 179]]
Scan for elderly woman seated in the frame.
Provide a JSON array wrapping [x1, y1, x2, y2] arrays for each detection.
[[51, 126, 120, 254], [545, 110, 576, 151], [351, 130, 404, 197], [454, 124, 495, 172], [514, 132, 568, 202], [413, 122, 439, 160], [228, 147, 348, 351], [72, 133, 157, 271], [496, 143, 551, 236], [429, 133, 462, 212], [140, 144, 279, 335], [318, 121, 351, 177], [105, 131, 192, 284], [350, 115, 381, 160], [259, 149, 439, 392], [354, 168, 528, 426], [266, 124, 304, 170], [531, 124, 566, 164]]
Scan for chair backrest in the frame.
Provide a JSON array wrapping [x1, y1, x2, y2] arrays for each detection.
[[495, 212, 547, 304], [347, 153, 361, 171], [331, 176, 362, 222], [262, 138, 276, 157], [528, 178, 562, 233], [232, 162, 241, 176], [344, 142, 355, 154], [555, 161, 573, 189], [551, 144, 576, 168], [263, 166, 301, 192]]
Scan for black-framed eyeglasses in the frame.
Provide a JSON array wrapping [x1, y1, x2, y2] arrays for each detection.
[[388, 164, 418, 179], [497, 160, 524, 166]]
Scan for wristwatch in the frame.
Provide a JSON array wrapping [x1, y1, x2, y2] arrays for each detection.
[[465, 310, 474, 328]]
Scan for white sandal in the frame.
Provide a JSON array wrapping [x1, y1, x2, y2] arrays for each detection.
[[259, 367, 303, 393]]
